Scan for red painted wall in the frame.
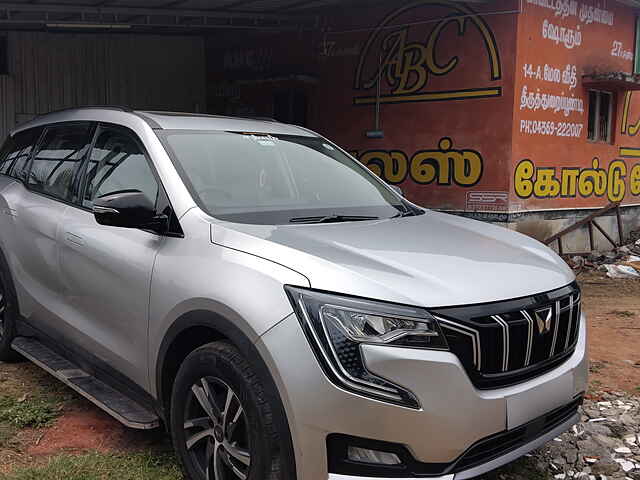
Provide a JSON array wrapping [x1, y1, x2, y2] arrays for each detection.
[[205, 0, 640, 217], [512, 0, 640, 212], [314, 0, 519, 214]]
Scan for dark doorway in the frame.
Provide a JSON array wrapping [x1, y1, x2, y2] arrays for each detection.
[[274, 90, 308, 126], [0, 37, 8, 75]]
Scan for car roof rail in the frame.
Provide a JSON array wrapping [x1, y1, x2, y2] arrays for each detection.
[[40, 105, 135, 116], [234, 115, 279, 123], [142, 111, 280, 123]]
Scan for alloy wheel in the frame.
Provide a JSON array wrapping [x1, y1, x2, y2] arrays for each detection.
[[184, 377, 251, 480]]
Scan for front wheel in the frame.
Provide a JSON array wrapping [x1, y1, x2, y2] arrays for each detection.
[[170, 341, 285, 480]]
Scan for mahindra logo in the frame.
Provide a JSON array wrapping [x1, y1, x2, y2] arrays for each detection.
[[534, 307, 553, 335]]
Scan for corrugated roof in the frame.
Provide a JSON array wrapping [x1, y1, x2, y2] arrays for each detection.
[[0, 0, 386, 31]]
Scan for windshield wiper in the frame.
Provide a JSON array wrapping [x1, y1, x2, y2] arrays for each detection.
[[393, 210, 417, 218], [289, 214, 380, 224], [392, 205, 425, 218]]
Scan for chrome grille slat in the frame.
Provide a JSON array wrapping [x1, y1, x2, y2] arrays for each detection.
[[550, 300, 561, 357], [564, 295, 575, 350], [436, 316, 481, 370], [435, 285, 581, 389], [521, 310, 535, 367], [492, 315, 509, 372]]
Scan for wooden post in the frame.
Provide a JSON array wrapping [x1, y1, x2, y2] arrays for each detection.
[[543, 202, 621, 255], [616, 204, 624, 245], [592, 219, 619, 249]]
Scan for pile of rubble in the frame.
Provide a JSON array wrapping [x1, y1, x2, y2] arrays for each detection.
[[566, 236, 640, 279], [528, 392, 640, 480]]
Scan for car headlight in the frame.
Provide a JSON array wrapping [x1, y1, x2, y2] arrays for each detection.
[[285, 287, 448, 409]]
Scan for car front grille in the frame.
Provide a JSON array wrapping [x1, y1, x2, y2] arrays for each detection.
[[432, 282, 581, 389]]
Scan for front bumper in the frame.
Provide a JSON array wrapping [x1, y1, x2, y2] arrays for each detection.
[[328, 409, 579, 480], [257, 313, 588, 479]]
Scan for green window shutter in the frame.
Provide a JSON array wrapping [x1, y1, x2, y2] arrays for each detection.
[[636, 17, 640, 74]]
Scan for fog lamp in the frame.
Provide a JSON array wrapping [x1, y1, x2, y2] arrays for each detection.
[[347, 446, 402, 465]]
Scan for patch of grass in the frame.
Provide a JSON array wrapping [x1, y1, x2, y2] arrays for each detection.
[[0, 395, 60, 429], [3, 451, 181, 480], [608, 310, 636, 317], [0, 422, 18, 449]]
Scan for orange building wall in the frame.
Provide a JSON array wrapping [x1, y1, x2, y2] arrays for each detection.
[[205, 0, 640, 221], [511, 0, 640, 212], [314, 0, 520, 215]]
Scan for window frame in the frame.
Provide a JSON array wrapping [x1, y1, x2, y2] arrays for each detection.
[[0, 127, 46, 182], [2, 120, 183, 237], [587, 89, 614, 144], [78, 123, 159, 208], [635, 16, 640, 75], [74, 122, 183, 238], [26, 121, 97, 203]]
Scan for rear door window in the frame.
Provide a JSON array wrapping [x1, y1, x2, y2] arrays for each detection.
[[28, 123, 94, 202], [0, 128, 43, 180], [0, 136, 16, 175]]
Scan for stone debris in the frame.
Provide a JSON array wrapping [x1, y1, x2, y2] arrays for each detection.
[[522, 392, 640, 480], [565, 234, 640, 278]]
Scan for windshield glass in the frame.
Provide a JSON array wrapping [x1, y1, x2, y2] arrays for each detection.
[[160, 131, 410, 224]]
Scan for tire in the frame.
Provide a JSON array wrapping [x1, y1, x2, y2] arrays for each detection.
[[0, 255, 20, 362], [170, 341, 286, 480]]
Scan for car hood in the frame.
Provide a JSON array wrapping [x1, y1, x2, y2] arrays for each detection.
[[210, 210, 574, 308]]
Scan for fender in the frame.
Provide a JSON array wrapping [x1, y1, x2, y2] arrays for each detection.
[[155, 309, 297, 478], [0, 245, 20, 317]]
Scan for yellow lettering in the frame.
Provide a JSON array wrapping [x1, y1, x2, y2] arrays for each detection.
[[362, 151, 408, 184], [425, 17, 463, 76], [607, 160, 627, 202], [410, 151, 439, 184], [630, 164, 640, 196], [514, 160, 535, 198], [560, 169, 579, 197], [534, 168, 561, 198]]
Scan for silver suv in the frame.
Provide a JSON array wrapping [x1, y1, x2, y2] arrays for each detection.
[[0, 108, 588, 480]]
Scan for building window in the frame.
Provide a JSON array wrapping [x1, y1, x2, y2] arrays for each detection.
[[636, 17, 640, 74], [587, 90, 614, 143]]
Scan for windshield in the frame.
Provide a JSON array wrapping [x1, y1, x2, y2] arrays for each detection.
[[159, 130, 413, 225]]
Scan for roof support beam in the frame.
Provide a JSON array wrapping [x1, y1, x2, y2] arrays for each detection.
[[0, 2, 311, 21]]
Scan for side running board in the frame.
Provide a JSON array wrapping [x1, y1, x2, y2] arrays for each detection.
[[11, 337, 160, 430]]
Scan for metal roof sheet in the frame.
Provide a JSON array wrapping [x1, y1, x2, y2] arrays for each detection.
[[0, 0, 381, 31]]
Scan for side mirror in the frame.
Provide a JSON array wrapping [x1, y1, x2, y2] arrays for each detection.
[[93, 190, 166, 233], [390, 185, 404, 197]]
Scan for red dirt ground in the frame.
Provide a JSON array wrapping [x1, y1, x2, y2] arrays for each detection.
[[26, 404, 167, 456], [578, 271, 640, 393]]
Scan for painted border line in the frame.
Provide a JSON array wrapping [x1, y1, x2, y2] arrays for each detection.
[[354, 87, 502, 105], [620, 147, 640, 158]]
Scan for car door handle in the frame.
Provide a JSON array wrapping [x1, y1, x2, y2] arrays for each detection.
[[65, 232, 85, 247]]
